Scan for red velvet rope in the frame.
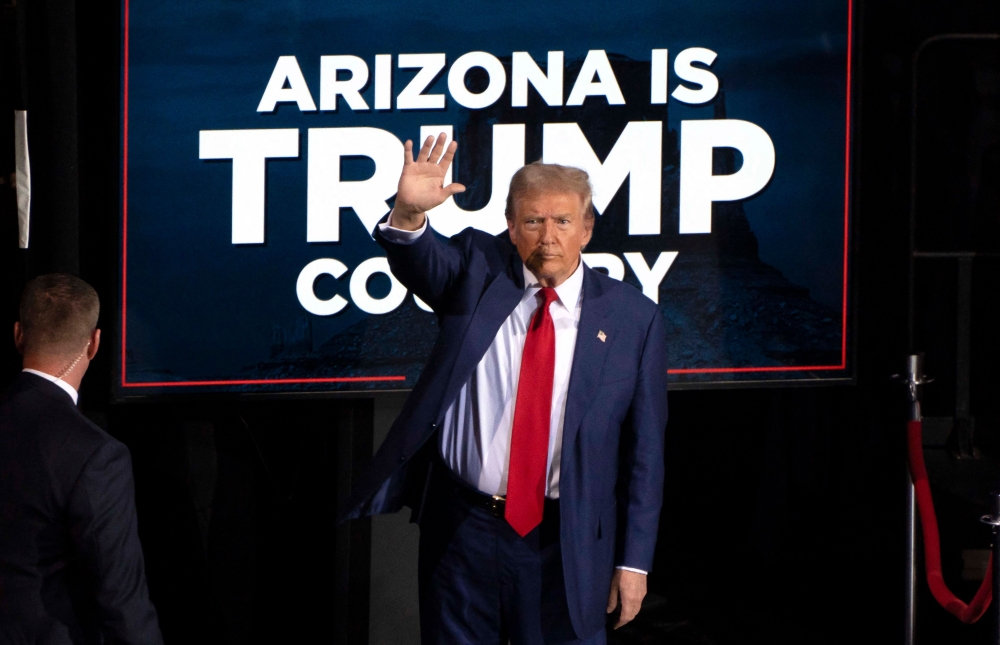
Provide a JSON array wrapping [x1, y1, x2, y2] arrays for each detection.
[[907, 420, 993, 623]]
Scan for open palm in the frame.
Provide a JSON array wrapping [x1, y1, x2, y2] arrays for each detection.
[[394, 133, 466, 220]]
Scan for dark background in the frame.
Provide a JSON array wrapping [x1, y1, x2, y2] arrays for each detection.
[[2, 0, 1000, 644]]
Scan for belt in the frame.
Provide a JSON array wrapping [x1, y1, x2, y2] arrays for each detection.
[[440, 466, 559, 520], [452, 481, 509, 518]]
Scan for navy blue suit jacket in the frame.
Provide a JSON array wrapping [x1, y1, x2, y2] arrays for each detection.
[[343, 221, 668, 636], [0, 373, 162, 645]]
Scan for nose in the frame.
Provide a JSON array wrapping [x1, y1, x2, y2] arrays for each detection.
[[539, 218, 556, 243]]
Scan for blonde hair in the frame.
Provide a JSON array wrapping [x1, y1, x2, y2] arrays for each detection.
[[505, 161, 595, 228]]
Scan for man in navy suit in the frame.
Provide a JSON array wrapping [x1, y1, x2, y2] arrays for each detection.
[[0, 274, 162, 645], [343, 135, 668, 643]]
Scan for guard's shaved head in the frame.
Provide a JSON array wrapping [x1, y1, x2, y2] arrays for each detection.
[[19, 274, 100, 357]]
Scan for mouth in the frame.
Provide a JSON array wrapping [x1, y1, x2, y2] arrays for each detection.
[[524, 248, 565, 274]]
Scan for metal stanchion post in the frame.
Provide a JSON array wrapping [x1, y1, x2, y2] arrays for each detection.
[[898, 354, 931, 645], [982, 491, 1000, 645], [905, 473, 917, 645]]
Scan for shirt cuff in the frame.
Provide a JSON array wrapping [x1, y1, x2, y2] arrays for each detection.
[[615, 566, 648, 575], [378, 212, 428, 244]]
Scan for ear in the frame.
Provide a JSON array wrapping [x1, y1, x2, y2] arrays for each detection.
[[13, 322, 25, 356], [581, 221, 593, 249], [507, 216, 518, 245], [87, 329, 101, 360]]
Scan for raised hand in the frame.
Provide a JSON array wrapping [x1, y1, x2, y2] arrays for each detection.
[[390, 133, 466, 230]]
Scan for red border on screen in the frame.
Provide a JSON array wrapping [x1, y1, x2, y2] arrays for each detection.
[[120, 0, 853, 388]]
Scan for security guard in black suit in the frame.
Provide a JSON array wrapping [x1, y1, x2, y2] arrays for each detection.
[[0, 274, 162, 645]]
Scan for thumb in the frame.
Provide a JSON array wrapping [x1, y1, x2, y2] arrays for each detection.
[[444, 182, 466, 196]]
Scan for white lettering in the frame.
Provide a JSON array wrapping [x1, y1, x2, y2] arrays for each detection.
[[350, 257, 407, 314], [679, 119, 775, 234], [422, 123, 526, 237], [511, 51, 563, 107], [542, 121, 661, 235], [624, 251, 678, 303], [448, 51, 506, 109], [374, 54, 392, 110], [199, 128, 299, 244], [566, 50, 625, 106], [320, 55, 370, 111], [257, 56, 317, 112], [671, 48, 719, 105], [397, 53, 446, 110], [297, 258, 349, 315], [414, 294, 433, 312], [307, 127, 404, 242], [582, 253, 625, 281], [650, 49, 668, 105]]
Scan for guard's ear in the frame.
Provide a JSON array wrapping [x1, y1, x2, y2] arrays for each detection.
[[13, 322, 25, 356], [87, 329, 101, 360]]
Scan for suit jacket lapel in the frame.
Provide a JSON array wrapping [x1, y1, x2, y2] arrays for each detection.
[[561, 267, 614, 455], [441, 251, 525, 407]]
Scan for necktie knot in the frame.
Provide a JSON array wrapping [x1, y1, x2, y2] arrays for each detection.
[[537, 287, 557, 309], [529, 287, 558, 332]]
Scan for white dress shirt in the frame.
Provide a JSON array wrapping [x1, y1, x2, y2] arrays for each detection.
[[439, 257, 582, 500], [380, 215, 581, 498], [22, 368, 79, 404], [380, 215, 646, 574]]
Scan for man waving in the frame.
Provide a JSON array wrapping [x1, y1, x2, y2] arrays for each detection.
[[342, 134, 668, 644]]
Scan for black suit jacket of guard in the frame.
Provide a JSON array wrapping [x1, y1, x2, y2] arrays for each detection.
[[0, 372, 162, 645]]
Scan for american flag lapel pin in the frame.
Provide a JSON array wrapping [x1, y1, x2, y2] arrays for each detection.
[[597, 330, 607, 342]]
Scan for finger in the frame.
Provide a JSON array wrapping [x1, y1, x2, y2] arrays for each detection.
[[444, 183, 466, 197], [439, 140, 459, 171], [418, 135, 435, 161], [403, 140, 414, 166], [429, 132, 449, 164], [614, 601, 638, 629], [606, 585, 619, 614]]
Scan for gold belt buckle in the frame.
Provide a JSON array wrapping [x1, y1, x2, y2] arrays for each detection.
[[490, 494, 505, 517]]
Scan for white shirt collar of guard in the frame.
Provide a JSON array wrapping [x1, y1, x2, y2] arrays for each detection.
[[22, 368, 79, 405]]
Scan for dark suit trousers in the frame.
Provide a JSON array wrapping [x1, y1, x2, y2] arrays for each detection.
[[417, 465, 606, 645]]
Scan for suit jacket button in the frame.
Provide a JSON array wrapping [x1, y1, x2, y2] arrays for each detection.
[[399, 456, 406, 463]]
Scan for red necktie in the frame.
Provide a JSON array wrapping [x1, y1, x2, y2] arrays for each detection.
[[505, 287, 558, 537]]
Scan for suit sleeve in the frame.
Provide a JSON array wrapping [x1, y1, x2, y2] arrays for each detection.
[[373, 215, 472, 312], [66, 440, 163, 645], [616, 309, 669, 572]]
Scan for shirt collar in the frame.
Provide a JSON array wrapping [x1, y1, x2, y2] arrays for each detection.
[[521, 256, 585, 311], [22, 369, 79, 405]]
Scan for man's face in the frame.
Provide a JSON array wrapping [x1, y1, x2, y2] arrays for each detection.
[[507, 191, 593, 287]]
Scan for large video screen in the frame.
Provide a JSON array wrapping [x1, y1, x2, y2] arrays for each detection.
[[118, 0, 854, 396]]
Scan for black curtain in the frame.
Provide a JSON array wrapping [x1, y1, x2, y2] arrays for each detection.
[[1, 0, 84, 391]]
